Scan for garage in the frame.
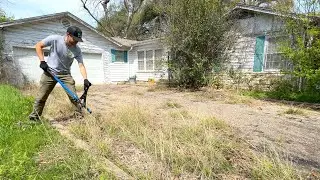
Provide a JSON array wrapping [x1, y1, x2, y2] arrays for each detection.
[[71, 53, 104, 84], [13, 47, 104, 85]]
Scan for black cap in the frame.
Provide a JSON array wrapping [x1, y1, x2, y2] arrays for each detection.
[[67, 26, 83, 42]]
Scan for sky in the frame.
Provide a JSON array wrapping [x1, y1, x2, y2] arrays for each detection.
[[1, 0, 121, 27]]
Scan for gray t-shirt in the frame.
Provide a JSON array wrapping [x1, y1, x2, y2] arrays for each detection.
[[42, 35, 83, 74]]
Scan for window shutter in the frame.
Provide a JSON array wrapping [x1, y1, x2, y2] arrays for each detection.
[[124, 51, 128, 63], [111, 49, 116, 63], [253, 36, 265, 72]]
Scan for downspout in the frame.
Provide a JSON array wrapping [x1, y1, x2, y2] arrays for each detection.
[[128, 45, 133, 80]]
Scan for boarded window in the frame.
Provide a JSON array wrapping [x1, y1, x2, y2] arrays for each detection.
[[138, 51, 145, 71], [253, 36, 265, 72], [146, 50, 153, 70]]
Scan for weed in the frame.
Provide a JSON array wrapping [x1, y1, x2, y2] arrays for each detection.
[[284, 108, 306, 116]]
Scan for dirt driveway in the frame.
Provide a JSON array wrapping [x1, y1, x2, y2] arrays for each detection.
[[87, 84, 320, 171]]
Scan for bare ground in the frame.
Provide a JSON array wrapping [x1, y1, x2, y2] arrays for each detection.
[[28, 83, 320, 179], [85, 84, 320, 172]]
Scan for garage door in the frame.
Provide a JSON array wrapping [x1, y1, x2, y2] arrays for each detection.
[[71, 53, 104, 84], [13, 47, 104, 84], [13, 47, 43, 83]]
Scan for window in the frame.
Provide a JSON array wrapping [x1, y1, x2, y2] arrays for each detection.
[[111, 49, 128, 63], [43, 50, 50, 61], [138, 51, 144, 71], [155, 49, 164, 70], [264, 37, 289, 70], [43, 50, 50, 57], [61, 18, 71, 28], [137, 49, 165, 71], [146, 50, 153, 70]]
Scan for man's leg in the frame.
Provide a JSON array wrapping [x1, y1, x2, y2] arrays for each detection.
[[29, 72, 57, 120], [58, 74, 82, 117]]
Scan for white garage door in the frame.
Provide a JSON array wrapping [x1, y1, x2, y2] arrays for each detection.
[[13, 47, 104, 84], [71, 53, 104, 84], [13, 47, 43, 83]]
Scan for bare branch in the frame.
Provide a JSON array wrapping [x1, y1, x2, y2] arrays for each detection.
[[80, 0, 114, 36], [123, 0, 145, 37]]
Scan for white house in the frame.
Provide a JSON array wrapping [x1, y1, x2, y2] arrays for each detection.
[[0, 12, 167, 85]]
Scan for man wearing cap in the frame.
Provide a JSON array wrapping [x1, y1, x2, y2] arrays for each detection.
[[29, 26, 91, 121]]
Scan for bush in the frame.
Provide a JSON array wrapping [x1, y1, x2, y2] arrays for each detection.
[[166, 0, 233, 89]]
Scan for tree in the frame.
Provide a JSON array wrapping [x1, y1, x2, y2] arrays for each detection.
[[130, 0, 169, 40], [165, 0, 234, 89], [0, 9, 8, 22], [276, 0, 320, 92], [0, 8, 12, 83], [81, 0, 145, 38]]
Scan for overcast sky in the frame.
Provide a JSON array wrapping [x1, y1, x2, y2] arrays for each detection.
[[1, 0, 121, 27]]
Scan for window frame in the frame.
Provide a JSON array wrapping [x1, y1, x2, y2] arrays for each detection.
[[111, 49, 128, 63], [137, 49, 165, 72], [263, 36, 290, 72]]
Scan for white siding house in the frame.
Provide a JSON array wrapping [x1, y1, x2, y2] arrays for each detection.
[[0, 5, 287, 87], [131, 39, 168, 81], [0, 12, 167, 86]]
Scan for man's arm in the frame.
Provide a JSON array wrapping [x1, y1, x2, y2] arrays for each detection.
[[35, 41, 45, 62], [78, 63, 88, 79], [79, 63, 91, 88], [35, 41, 49, 72]]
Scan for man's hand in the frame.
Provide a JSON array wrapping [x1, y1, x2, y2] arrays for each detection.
[[40, 61, 48, 72], [84, 79, 91, 89]]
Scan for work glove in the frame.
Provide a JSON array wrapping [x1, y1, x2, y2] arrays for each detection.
[[40, 61, 48, 72], [84, 79, 92, 89]]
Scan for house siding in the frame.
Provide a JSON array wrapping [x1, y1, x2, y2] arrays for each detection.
[[229, 13, 284, 72], [1, 16, 125, 84], [131, 41, 168, 81]]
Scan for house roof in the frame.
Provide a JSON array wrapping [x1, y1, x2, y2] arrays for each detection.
[[232, 4, 284, 17], [233, 4, 320, 19], [111, 37, 140, 47], [110, 37, 163, 47], [231, 4, 320, 25], [0, 11, 127, 48], [132, 38, 162, 46]]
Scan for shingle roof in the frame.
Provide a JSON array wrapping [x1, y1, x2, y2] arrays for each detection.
[[111, 37, 140, 47]]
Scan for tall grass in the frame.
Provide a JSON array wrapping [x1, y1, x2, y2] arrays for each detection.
[[0, 85, 46, 178], [70, 102, 301, 179], [0, 85, 113, 179], [41, 85, 302, 179]]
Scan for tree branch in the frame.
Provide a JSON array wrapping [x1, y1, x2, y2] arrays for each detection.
[[80, 0, 114, 36]]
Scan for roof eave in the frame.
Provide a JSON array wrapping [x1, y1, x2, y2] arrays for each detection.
[[132, 38, 163, 47], [231, 4, 297, 19]]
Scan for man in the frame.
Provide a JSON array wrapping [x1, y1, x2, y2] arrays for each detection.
[[29, 26, 91, 121]]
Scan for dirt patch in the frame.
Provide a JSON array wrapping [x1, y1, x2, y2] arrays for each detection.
[[86, 84, 320, 171]]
